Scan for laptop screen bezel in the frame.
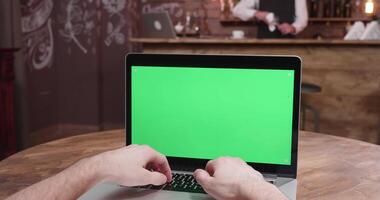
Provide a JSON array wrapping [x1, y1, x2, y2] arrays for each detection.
[[126, 53, 301, 178]]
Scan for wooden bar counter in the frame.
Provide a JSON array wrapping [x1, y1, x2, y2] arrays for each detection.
[[130, 37, 380, 144]]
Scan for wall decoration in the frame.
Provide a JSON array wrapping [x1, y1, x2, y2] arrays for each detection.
[[58, 0, 97, 54], [21, 0, 54, 70], [141, 0, 185, 19], [102, 0, 127, 46], [126, 0, 140, 52]]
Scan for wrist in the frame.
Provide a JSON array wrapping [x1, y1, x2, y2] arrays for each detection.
[[290, 25, 297, 34], [79, 155, 108, 184], [240, 175, 287, 200], [254, 182, 285, 200], [254, 11, 260, 18], [254, 11, 263, 19]]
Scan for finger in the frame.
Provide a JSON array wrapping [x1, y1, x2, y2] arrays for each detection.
[[143, 146, 172, 181], [153, 160, 172, 182], [140, 169, 168, 186], [151, 154, 172, 181], [194, 169, 214, 189], [126, 144, 138, 149], [276, 25, 284, 32], [205, 160, 216, 176], [279, 28, 287, 35]]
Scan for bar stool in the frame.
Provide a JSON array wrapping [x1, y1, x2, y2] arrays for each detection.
[[301, 83, 321, 132]]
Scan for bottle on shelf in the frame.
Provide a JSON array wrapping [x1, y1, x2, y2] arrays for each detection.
[[333, 0, 342, 17], [343, 0, 352, 18], [309, 0, 320, 17], [354, 0, 362, 18], [322, 0, 331, 17]]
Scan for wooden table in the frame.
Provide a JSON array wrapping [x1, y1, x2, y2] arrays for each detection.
[[1, 129, 380, 199]]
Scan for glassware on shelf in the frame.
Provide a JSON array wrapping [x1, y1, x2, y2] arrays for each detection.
[[182, 11, 201, 37], [343, 0, 352, 18], [354, 0, 361, 17], [309, 0, 319, 18], [323, 0, 332, 17]]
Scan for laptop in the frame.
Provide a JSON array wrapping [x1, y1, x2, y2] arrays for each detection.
[[140, 12, 177, 38], [80, 54, 301, 200]]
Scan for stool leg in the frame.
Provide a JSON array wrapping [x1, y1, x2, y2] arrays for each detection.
[[312, 108, 320, 132], [303, 104, 320, 132]]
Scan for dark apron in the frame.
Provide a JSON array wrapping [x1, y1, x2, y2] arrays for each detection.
[[257, 0, 295, 39]]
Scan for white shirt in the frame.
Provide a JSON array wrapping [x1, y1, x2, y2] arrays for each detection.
[[232, 0, 308, 34]]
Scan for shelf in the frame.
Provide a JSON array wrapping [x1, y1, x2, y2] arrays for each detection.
[[220, 16, 374, 26], [129, 37, 380, 46], [220, 15, 257, 26], [309, 17, 373, 22]]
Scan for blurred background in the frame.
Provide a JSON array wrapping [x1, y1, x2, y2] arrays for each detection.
[[1, 0, 379, 160]]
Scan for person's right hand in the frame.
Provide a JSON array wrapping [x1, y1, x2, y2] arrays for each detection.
[[90, 144, 172, 187], [194, 157, 287, 200], [277, 23, 296, 35], [254, 11, 270, 24]]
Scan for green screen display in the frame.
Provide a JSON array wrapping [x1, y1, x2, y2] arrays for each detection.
[[131, 66, 294, 165]]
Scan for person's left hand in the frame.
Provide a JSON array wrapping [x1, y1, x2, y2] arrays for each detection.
[[89, 144, 172, 186], [277, 23, 296, 35]]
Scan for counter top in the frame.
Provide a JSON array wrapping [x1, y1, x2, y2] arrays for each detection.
[[129, 37, 380, 46]]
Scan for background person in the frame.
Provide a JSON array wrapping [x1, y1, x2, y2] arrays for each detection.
[[233, 0, 308, 38]]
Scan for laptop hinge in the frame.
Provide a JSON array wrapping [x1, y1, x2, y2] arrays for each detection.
[[263, 174, 278, 180]]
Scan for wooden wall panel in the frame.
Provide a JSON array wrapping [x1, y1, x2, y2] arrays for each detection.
[[303, 69, 380, 96]]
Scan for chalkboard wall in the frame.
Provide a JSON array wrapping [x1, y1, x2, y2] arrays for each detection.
[[18, 0, 139, 147]]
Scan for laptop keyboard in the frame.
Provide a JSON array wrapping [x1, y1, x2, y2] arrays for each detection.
[[134, 172, 274, 194], [135, 172, 206, 194]]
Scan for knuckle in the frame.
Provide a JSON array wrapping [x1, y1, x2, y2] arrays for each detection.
[[206, 160, 215, 168], [141, 144, 152, 150], [219, 156, 233, 162], [220, 157, 229, 162], [217, 157, 226, 161]]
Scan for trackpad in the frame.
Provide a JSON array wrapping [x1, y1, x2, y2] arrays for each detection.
[[79, 182, 213, 200]]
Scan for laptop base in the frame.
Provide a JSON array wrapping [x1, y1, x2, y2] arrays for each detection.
[[79, 173, 297, 200], [79, 182, 212, 200]]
